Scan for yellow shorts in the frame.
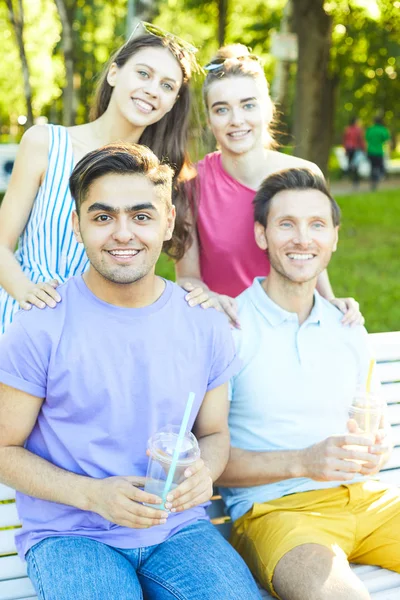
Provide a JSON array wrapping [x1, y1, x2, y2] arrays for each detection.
[[230, 480, 400, 598]]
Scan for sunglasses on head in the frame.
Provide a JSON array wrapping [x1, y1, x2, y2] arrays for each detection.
[[204, 54, 261, 72], [129, 21, 198, 55]]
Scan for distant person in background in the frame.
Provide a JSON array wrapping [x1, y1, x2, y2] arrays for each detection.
[[342, 117, 365, 188], [366, 116, 390, 191]]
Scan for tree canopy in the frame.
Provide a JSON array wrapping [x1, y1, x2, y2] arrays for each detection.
[[1, 0, 398, 169]]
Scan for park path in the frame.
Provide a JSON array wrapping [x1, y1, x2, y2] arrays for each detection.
[[331, 176, 400, 196]]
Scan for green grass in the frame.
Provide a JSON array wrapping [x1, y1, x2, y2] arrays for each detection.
[[329, 189, 400, 333], [157, 189, 400, 334]]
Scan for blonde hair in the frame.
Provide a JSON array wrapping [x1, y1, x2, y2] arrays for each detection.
[[203, 44, 275, 147]]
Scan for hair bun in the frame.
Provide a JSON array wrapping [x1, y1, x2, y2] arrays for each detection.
[[212, 44, 250, 62]]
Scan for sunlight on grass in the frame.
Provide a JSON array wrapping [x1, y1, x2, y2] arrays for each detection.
[[329, 189, 400, 332]]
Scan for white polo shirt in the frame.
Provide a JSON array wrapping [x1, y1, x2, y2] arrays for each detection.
[[221, 278, 377, 522]]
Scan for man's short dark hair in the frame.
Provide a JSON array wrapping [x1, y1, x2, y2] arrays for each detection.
[[69, 143, 173, 215], [253, 168, 341, 227]]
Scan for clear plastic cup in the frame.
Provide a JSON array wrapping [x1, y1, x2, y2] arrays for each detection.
[[144, 426, 200, 508], [348, 389, 382, 435], [346, 388, 382, 463]]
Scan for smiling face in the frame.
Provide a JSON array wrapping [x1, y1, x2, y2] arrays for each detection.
[[72, 173, 175, 287], [255, 189, 339, 285], [107, 46, 183, 128], [206, 76, 268, 155]]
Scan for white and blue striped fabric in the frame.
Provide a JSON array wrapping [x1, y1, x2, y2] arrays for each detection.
[[0, 124, 89, 334]]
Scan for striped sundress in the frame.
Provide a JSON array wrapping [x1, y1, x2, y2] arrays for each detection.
[[0, 124, 89, 334]]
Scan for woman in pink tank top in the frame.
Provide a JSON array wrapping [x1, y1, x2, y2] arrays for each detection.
[[176, 44, 362, 327]]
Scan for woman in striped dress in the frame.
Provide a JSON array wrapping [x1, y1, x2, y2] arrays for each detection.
[[0, 27, 198, 334]]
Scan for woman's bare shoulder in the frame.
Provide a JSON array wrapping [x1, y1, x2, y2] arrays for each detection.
[[20, 124, 49, 151], [14, 125, 49, 180], [265, 150, 323, 177]]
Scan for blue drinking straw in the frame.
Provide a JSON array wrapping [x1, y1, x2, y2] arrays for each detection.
[[162, 392, 196, 504]]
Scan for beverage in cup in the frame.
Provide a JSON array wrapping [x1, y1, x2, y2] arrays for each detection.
[[144, 426, 200, 508], [346, 387, 382, 463], [349, 387, 382, 434]]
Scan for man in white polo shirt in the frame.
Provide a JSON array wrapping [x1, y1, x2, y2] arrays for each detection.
[[218, 168, 400, 600]]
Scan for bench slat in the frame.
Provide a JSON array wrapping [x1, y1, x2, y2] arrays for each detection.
[[0, 557, 26, 581], [387, 404, 400, 427], [351, 564, 381, 575], [0, 577, 35, 600], [372, 588, 400, 599], [379, 468, 400, 486], [376, 363, 400, 384], [0, 531, 18, 557], [0, 487, 15, 503], [389, 425, 400, 446], [382, 447, 400, 471], [370, 332, 400, 362], [381, 382, 400, 404], [362, 568, 400, 593], [0, 506, 18, 530]]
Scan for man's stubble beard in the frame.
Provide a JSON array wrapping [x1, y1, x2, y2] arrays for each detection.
[[266, 248, 332, 286], [84, 249, 151, 286]]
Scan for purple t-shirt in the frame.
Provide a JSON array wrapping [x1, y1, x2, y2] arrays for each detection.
[[0, 276, 239, 557]]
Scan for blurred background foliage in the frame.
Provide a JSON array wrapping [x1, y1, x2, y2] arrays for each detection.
[[0, 0, 399, 166]]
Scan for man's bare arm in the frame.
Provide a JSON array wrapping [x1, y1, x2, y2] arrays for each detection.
[[0, 382, 96, 508], [0, 383, 169, 528], [217, 433, 381, 488], [193, 382, 230, 481]]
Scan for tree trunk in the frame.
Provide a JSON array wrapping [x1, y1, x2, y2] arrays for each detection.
[[126, 0, 160, 39], [218, 0, 228, 47], [271, 0, 293, 116], [54, 0, 75, 126], [292, 0, 333, 175], [5, 0, 34, 128], [137, 0, 159, 22], [317, 72, 339, 178]]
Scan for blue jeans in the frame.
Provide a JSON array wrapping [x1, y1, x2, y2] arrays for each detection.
[[26, 519, 262, 599]]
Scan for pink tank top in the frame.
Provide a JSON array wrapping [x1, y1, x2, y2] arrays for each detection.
[[196, 152, 270, 297]]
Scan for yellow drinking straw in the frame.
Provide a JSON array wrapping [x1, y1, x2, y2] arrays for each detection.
[[365, 359, 375, 432]]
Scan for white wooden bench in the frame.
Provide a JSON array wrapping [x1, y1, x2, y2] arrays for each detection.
[[1, 332, 400, 599], [208, 331, 400, 599]]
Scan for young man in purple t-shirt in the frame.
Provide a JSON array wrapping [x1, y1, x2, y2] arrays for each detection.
[[0, 144, 261, 600]]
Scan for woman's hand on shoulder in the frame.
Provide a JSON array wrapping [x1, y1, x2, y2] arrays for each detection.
[[182, 282, 240, 328], [330, 297, 364, 327], [17, 279, 61, 311]]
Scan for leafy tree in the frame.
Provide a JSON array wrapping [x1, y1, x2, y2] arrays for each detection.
[[54, 0, 76, 126], [328, 0, 400, 146], [5, 0, 34, 127], [154, 0, 284, 157], [0, 0, 62, 135]]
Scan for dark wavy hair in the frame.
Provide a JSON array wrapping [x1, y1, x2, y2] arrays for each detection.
[[254, 168, 341, 227], [69, 143, 173, 214]]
